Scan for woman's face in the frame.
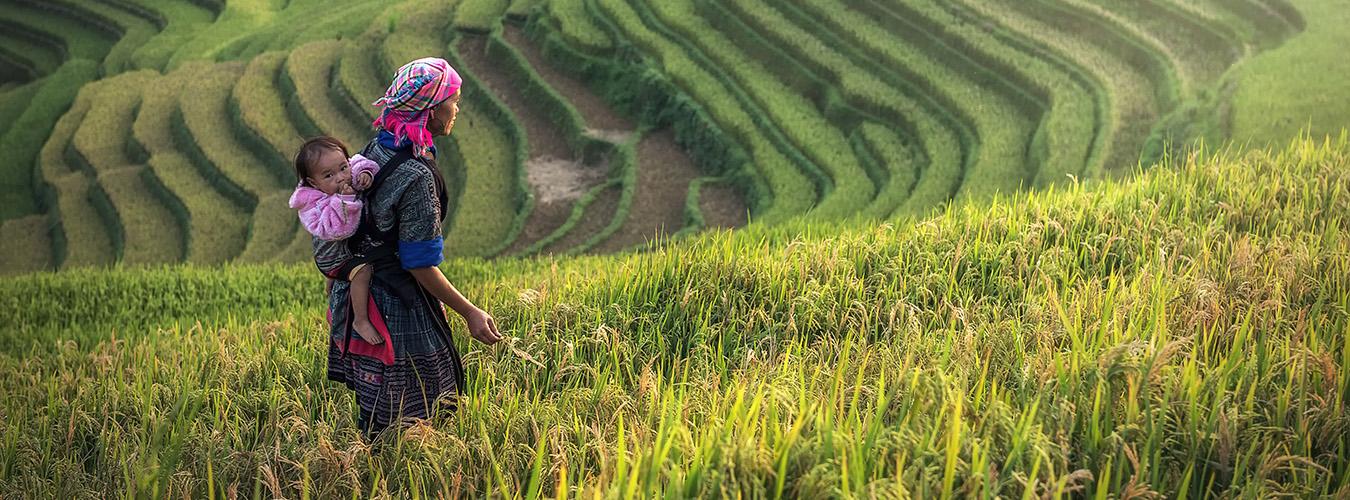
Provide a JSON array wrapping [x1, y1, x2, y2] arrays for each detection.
[[428, 92, 461, 136], [305, 147, 353, 195]]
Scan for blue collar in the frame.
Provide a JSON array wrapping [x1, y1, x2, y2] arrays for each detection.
[[377, 131, 436, 156]]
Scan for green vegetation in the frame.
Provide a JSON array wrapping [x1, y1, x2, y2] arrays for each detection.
[[70, 72, 185, 264], [648, 1, 873, 219], [132, 69, 250, 264], [284, 40, 367, 148], [2, 138, 1347, 497], [1229, 0, 1350, 147], [37, 93, 113, 269], [455, 0, 509, 33], [0, 61, 99, 220], [595, 0, 816, 223], [545, 0, 612, 53]]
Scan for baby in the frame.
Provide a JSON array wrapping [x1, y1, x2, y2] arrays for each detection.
[[288, 136, 384, 346]]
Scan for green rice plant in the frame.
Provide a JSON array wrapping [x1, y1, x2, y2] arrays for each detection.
[[0, 82, 41, 150], [0, 30, 64, 77], [1, 136, 1348, 496], [505, 0, 543, 19], [215, 0, 384, 61], [0, 215, 51, 275], [164, 0, 278, 68], [132, 69, 250, 264], [957, 0, 1157, 176], [594, 0, 817, 223], [441, 38, 534, 257], [483, 32, 606, 162], [39, 0, 158, 75], [646, 0, 875, 220], [32, 85, 105, 268], [891, 0, 1103, 187], [1081, 0, 1243, 88], [335, 31, 387, 124], [527, 4, 753, 182], [0, 60, 98, 221], [854, 123, 919, 218], [1228, 0, 1349, 147], [284, 40, 367, 148], [694, 0, 965, 216], [233, 51, 303, 172], [1183, 0, 1299, 49], [70, 72, 185, 265], [454, 0, 508, 33], [785, 0, 1034, 203], [525, 136, 635, 256], [546, 0, 613, 54], [176, 61, 297, 262], [440, 104, 525, 257], [105, 0, 216, 70], [0, 2, 115, 65]]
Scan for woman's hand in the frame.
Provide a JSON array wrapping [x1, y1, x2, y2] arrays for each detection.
[[464, 308, 502, 345]]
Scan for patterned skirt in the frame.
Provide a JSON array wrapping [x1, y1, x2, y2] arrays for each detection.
[[326, 279, 462, 437]]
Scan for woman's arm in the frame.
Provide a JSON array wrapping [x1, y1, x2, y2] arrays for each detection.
[[409, 266, 503, 345]]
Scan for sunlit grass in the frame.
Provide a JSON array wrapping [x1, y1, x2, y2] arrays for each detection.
[[2, 136, 1346, 497]]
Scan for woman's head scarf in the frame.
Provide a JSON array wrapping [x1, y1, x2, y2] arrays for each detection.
[[371, 57, 462, 159]]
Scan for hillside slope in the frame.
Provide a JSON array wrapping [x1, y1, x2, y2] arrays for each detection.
[[2, 137, 1347, 497]]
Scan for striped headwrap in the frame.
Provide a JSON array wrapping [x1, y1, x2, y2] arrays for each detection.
[[371, 57, 462, 159]]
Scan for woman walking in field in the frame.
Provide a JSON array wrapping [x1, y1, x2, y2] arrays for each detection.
[[317, 57, 503, 439]]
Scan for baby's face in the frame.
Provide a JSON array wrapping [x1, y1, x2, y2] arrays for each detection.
[[305, 148, 353, 195]]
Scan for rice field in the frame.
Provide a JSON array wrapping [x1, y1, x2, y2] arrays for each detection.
[[0, 0, 1347, 495], [2, 137, 1347, 497]]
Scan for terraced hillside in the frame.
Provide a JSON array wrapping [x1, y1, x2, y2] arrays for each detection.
[[0, 0, 1323, 274]]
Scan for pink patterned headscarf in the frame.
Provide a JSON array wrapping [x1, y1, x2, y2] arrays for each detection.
[[371, 57, 462, 159]]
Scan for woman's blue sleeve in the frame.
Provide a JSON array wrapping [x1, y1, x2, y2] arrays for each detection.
[[396, 165, 445, 269]]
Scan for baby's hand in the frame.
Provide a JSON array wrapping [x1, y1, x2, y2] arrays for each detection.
[[352, 171, 374, 191]]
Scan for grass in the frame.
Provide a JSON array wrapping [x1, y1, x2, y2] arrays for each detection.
[[0, 136, 1346, 497], [1228, 0, 1350, 147]]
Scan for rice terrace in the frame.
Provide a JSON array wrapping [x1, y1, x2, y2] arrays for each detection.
[[0, 0, 1348, 496]]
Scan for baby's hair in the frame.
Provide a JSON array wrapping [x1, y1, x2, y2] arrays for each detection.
[[294, 136, 351, 186]]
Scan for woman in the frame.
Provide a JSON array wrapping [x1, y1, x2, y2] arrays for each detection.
[[316, 57, 502, 439]]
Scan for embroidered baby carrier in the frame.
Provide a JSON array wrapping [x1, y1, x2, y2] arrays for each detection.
[[331, 145, 462, 385]]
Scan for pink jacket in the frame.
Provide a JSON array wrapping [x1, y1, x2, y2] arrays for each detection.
[[288, 154, 380, 241]]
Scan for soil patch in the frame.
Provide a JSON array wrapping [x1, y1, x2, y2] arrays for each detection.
[[592, 128, 712, 252], [526, 156, 608, 204], [540, 185, 621, 255], [456, 35, 572, 160], [697, 183, 749, 229], [503, 25, 635, 131]]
